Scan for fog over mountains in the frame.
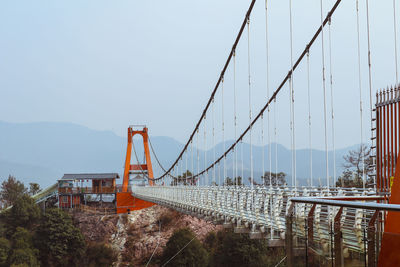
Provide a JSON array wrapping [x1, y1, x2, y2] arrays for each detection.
[[0, 121, 358, 187]]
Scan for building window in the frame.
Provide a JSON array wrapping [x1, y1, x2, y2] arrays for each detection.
[[62, 196, 68, 203]]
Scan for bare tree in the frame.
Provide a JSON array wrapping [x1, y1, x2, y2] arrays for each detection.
[[29, 183, 41, 196], [337, 144, 374, 188]]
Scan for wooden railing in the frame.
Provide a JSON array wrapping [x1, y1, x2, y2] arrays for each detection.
[[60, 204, 116, 215], [58, 186, 116, 194]]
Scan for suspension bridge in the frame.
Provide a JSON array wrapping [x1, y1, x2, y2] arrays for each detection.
[[35, 0, 400, 266], [124, 0, 400, 265]]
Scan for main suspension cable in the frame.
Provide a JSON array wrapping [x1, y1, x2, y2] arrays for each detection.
[[147, 0, 342, 182], [148, 138, 171, 174], [151, 0, 257, 181], [185, 0, 342, 180]]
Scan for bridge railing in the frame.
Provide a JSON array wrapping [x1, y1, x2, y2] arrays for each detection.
[[131, 185, 377, 253], [286, 197, 398, 267]]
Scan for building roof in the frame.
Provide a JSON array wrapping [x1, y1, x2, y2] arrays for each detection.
[[131, 174, 146, 181], [60, 173, 120, 181]]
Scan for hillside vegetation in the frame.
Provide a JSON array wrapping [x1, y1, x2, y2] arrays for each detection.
[[0, 176, 116, 267], [0, 175, 287, 266]]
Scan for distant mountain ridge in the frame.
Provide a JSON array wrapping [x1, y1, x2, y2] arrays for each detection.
[[0, 121, 357, 187]]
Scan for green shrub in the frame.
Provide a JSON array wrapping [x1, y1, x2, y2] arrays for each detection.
[[204, 231, 217, 252], [161, 228, 208, 267], [8, 227, 39, 267], [85, 242, 117, 267], [35, 208, 85, 267], [0, 238, 10, 267], [8, 195, 40, 231], [209, 230, 285, 267]]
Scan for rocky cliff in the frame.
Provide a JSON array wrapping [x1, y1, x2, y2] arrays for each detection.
[[73, 205, 222, 266]]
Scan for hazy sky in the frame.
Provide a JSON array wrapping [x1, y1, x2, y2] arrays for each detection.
[[0, 0, 398, 150]]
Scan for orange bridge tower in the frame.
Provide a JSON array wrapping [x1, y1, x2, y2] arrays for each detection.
[[116, 125, 155, 213]]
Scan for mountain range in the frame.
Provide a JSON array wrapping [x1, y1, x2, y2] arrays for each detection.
[[0, 121, 358, 187]]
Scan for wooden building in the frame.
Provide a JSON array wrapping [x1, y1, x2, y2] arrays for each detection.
[[58, 173, 120, 208]]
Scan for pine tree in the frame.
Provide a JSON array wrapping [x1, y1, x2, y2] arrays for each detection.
[[0, 176, 27, 208]]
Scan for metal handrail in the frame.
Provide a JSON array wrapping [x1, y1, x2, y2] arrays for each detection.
[[290, 197, 400, 212]]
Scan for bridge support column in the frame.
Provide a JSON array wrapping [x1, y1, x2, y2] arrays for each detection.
[[334, 207, 344, 267], [286, 202, 295, 267], [307, 204, 316, 265], [368, 211, 379, 267]]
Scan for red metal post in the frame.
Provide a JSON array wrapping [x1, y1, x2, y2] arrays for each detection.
[[377, 97, 381, 193], [387, 89, 391, 194], [383, 99, 387, 194], [395, 90, 398, 174], [391, 88, 394, 180]]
